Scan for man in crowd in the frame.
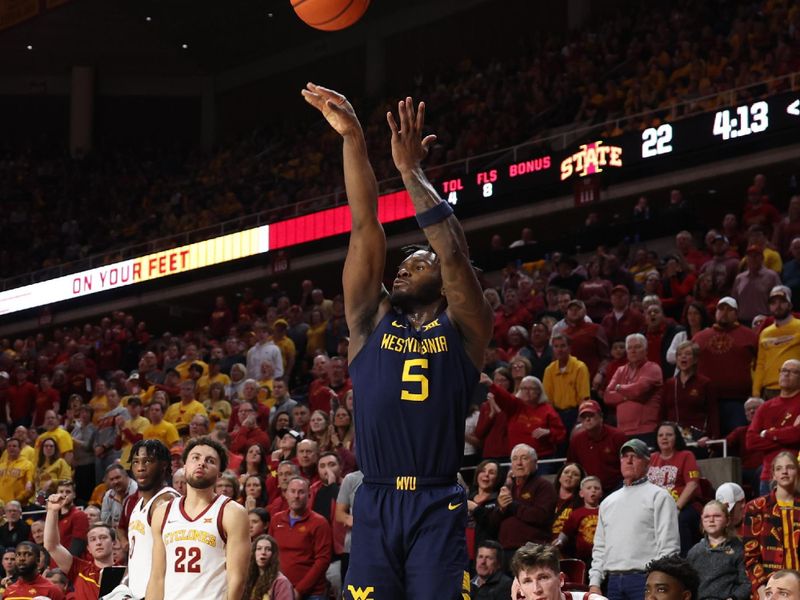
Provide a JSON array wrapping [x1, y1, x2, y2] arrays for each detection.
[[46, 497, 116, 600], [765, 570, 800, 600], [561, 299, 609, 390], [0, 438, 34, 504], [701, 234, 740, 296], [643, 302, 684, 374], [601, 285, 645, 345], [753, 286, 800, 399], [589, 439, 680, 600], [270, 377, 297, 424], [493, 444, 557, 558], [494, 288, 534, 346], [269, 476, 332, 599], [312, 452, 346, 598], [164, 379, 208, 435], [94, 388, 128, 479], [747, 358, 800, 495], [118, 396, 150, 468], [297, 439, 321, 486], [292, 403, 311, 435], [567, 400, 627, 492], [543, 334, 591, 440], [693, 297, 759, 434], [0, 501, 30, 548], [510, 542, 608, 600], [247, 321, 284, 380], [100, 464, 138, 528], [4, 541, 65, 600], [230, 401, 270, 454], [733, 246, 781, 325], [54, 479, 89, 557], [644, 555, 700, 600], [187, 413, 210, 439], [143, 400, 180, 448], [471, 540, 512, 600]]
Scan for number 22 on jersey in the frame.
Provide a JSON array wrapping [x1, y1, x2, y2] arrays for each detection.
[[174, 546, 201, 573]]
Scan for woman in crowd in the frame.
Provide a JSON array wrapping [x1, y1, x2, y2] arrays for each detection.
[[34, 437, 73, 502], [503, 326, 532, 362], [743, 451, 800, 598], [215, 471, 240, 499], [467, 459, 502, 557], [648, 421, 702, 555], [689, 277, 718, 319], [509, 356, 532, 393], [687, 500, 750, 600], [474, 367, 511, 460], [331, 405, 354, 451], [205, 381, 232, 422], [577, 256, 613, 322], [268, 412, 294, 451], [666, 302, 711, 365], [307, 409, 333, 452], [241, 475, 269, 510], [663, 341, 718, 439], [243, 534, 294, 600], [270, 428, 300, 470], [305, 308, 328, 359], [481, 372, 565, 472], [239, 444, 269, 488], [552, 462, 585, 537], [248, 508, 270, 541], [226, 363, 247, 401]]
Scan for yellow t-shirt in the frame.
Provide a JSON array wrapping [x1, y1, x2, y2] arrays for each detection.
[[0, 456, 34, 504], [175, 360, 208, 380], [34, 458, 73, 495], [89, 394, 109, 425], [143, 420, 181, 447], [120, 416, 152, 467], [274, 337, 296, 370], [35, 428, 74, 457], [164, 400, 208, 429], [196, 373, 231, 403]]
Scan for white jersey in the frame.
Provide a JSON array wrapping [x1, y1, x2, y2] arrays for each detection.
[[127, 487, 178, 599], [161, 494, 231, 600]]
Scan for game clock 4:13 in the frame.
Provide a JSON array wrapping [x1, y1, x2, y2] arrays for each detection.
[[712, 100, 769, 140]]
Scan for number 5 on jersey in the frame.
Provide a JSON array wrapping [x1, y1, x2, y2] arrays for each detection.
[[401, 358, 429, 402]]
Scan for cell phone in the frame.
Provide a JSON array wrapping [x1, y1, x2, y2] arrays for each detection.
[[99, 565, 126, 597]]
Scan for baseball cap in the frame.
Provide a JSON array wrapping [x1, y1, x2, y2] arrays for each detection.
[[276, 428, 303, 442], [620, 438, 651, 460], [567, 299, 586, 310], [273, 318, 289, 328], [127, 371, 140, 381], [769, 285, 792, 302], [0, 371, 8, 379], [170, 446, 184, 457], [711, 234, 729, 243], [611, 285, 629, 295], [717, 296, 738, 310], [578, 400, 602, 416], [715, 482, 745, 513]]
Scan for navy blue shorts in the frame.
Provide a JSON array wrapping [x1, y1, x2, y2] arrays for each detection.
[[343, 478, 470, 600]]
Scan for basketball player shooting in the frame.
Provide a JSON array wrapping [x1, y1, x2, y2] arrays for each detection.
[[146, 437, 250, 600], [303, 83, 492, 599]]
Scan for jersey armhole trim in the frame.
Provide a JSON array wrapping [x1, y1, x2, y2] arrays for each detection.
[[218, 497, 232, 544], [160, 497, 176, 532]]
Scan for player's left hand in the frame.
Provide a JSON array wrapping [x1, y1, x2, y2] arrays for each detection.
[[386, 97, 437, 174], [302, 83, 361, 137]]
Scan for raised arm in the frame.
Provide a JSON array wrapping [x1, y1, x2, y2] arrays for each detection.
[[44, 494, 74, 574], [387, 98, 493, 367], [302, 83, 388, 360]]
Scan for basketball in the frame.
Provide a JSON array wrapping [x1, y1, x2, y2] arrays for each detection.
[[291, 0, 370, 31]]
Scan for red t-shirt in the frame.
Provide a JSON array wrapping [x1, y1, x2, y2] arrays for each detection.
[[7, 382, 38, 421], [566, 425, 627, 492], [647, 450, 701, 501], [58, 507, 89, 553], [3, 573, 65, 600], [33, 387, 60, 428], [561, 505, 600, 564], [66, 556, 102, 600]]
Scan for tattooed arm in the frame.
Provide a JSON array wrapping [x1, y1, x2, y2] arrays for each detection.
[[387, 97, 493, 367]]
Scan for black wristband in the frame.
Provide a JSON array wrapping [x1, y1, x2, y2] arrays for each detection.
[[415, 202, 453, 228]]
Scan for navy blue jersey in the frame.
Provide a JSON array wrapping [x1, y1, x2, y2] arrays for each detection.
[[349, 308, 479, 479]]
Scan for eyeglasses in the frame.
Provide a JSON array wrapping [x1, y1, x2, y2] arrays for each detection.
[[780, 368, 800, 375]]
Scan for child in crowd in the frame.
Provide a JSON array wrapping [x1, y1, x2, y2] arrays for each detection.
[[686, 500, 750, 600], [604, 341, 627, 383], [554, 475, 602, 564]]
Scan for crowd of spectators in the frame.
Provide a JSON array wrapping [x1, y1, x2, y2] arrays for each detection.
[[0, 173, 796, 598], [1, 0, 798, 282]]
